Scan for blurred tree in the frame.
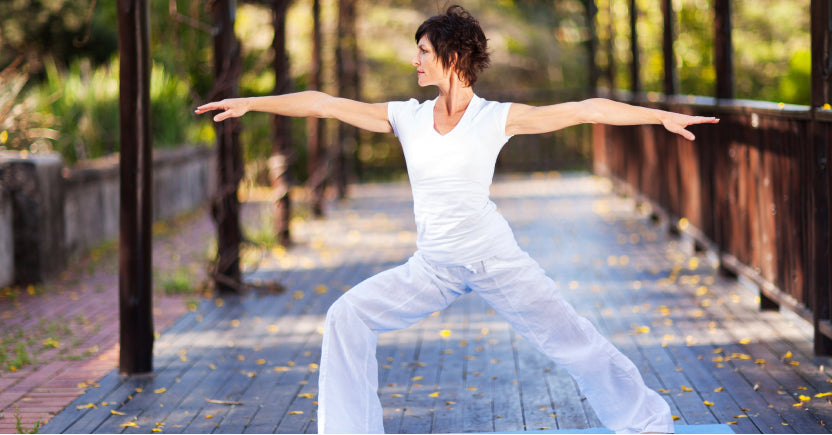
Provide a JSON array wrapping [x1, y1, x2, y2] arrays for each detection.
[[0, 0, 117, 74]]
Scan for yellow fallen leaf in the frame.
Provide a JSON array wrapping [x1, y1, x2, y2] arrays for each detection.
[[815, 392, 832, 398], [681, 385, 693, 392], [754, 359, 766, 364], [672, 416, 681, 421], [714, 387, 724, 392], [704, 401, 714, 406], [289, 411, 304, 415], [111, 410, 125, 415], [154, 388, 166, 394], [298, 393, 314, 398], [790, 361, 800, 366], [208, 363, 217, 370], [783, 351, 793, 359], [429, 392, 440, 397], [205, 414, 214, 419], [391, 394, 403, 398], [726, 421, 737, 425], [657, 389, 671, 394], [468, 387, 478, 391], [257, 359, 266, 365], [135, 387, 143, 393], [793, 403, 803, 407], [412, 376, 423, 381], [76, 403, 97, 410], [121, 422, 138, 428], [151, 429, 162, 433], [274, 366, 289, 372], [799, 395, 811, 402]]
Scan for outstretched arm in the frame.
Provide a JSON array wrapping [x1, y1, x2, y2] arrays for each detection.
[[195, 91, 393, 134], [506, 98, 719, 140]]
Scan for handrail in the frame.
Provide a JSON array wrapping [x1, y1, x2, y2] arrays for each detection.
[[593, 89, 832, 355]]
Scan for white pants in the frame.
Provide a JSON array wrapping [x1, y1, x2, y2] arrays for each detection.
[[317, 247, 674, 434]]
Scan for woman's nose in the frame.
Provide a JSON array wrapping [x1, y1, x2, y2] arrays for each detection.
[[411, 54, 419, 66]]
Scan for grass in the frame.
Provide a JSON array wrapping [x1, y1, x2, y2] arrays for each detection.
[[13, 407, 41, 434], [159, 269, 196, 295]]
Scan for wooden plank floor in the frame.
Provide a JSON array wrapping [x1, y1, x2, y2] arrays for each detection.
[[41, 173, 832, 434]]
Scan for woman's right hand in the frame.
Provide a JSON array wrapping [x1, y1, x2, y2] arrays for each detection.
[[195, 98, 251, 122]]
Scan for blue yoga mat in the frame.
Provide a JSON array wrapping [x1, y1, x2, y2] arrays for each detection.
[[497, 424, 734, 434]]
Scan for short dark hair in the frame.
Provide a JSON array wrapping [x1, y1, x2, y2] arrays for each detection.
[[415, 5, 490, 87]]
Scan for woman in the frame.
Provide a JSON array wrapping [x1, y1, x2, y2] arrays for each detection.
[[197, 5, 717, 433]]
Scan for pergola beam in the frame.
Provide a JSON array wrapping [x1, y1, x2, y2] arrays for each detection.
[[117, 0, 154, 375]]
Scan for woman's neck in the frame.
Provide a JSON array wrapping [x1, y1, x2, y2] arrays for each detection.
[[435, 76, 474, 116]]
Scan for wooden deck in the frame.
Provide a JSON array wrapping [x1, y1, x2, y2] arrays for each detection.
[[41, 173, 832, 433]]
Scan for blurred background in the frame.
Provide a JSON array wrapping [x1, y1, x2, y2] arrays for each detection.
[[0, 0, 811, 182]]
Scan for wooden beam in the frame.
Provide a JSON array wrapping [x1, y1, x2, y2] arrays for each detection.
[[811, 0, 832, 108], [336, 0, 359, 198], [606, 0, 615, 93], [271, 0, 293, 245], [212, 0, 244, 293], [811, 0, 832, 355], [628, 0, 640, 94], [117, 0, 154, 375], [584, 0, 599, 93], [714, 0, 733, 99], [661, 0, 676, 95]]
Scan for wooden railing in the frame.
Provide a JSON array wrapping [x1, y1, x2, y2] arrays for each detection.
[[593, 91, 832, 355]]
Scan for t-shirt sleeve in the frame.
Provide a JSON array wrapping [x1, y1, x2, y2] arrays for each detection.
[[496, 101, 514, 142], [387, 98, 419, 138]]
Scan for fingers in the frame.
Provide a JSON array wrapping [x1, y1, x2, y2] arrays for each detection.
[[213, 111, 234, 122], [194, 101, 224, 114]]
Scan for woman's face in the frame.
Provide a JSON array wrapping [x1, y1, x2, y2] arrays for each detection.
[[412, 35, 449, 87]]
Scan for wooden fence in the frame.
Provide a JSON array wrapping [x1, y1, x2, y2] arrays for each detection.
[[593, 93, 832, 355]]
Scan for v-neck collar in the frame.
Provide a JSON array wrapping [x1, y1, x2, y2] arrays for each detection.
[[430, 94, 480, 137]]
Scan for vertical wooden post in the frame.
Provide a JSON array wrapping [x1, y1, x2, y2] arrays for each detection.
[[307, 0, 326, 217], [584, 0, 599, 94], [336, 0, 359, 197], [628, 0, 640, 94], [811, 0, 832, 355], [271, 0, 293, 244], [661, 0, 676, 95], [714, 0, 733, 99], [117, 0, 154, 375], [606, 0, 616, 93], [212, 0, 244, 293]]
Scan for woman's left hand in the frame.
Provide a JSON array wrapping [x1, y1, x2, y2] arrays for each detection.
[[660, 113, 719, 141]]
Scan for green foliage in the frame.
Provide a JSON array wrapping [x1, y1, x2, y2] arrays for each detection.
[[22, 57, 210, 162], [594, 0, 809, 105], [0, 0, 115, 75]]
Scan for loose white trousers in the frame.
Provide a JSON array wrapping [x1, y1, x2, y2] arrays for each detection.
[[317, 247, 674, 434]]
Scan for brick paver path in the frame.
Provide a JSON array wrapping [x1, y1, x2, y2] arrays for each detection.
[[0, 210, 215, 433]]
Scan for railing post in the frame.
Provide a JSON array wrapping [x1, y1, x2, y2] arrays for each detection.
[[661, 0, 676, 96], [628, 0, 640, 94], [117, 0, 154, 375], [714, 0, 733, 99], [606, 0, 616, 93], [584, 0, 599, 94], [811, 0, 832, 355]]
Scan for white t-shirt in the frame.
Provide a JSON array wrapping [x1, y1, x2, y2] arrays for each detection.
[[387, 94, 519, 265]]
